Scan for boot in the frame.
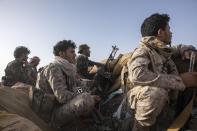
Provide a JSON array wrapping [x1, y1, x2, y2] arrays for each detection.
[[132, 119, 150, 131]]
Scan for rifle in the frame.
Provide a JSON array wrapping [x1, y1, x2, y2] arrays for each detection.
[[93, 45, 119, 98], [168, 50, 197, 131], [189, 51, 196, 72], [97, 45, 119, 80], [104, 45, 119, 72]]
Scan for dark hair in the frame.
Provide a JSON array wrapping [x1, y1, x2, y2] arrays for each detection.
[[78, 44, 90, 54], [29, 56, 40, 64], [53, 40, 76, 56], [141, 13, 170, 37], [14, 46, 30, 58]]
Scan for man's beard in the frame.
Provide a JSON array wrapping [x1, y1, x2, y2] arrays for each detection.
[[168, 41, 172, 47]]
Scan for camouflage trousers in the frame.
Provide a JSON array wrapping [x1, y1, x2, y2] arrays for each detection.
[[127, 86, 169, 127], [51, 93, 95, 128]]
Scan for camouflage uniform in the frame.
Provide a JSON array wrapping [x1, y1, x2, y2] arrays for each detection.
[[126, 36, 186, 128], [2, 59, 30, 86], [34, 56, 95, 128], [76, 54, 103, 79], [29, 66, 38, 79], [26, 65, 38, 86]]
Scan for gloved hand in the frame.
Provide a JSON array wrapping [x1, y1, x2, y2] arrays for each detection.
[[180, 72, 197, 87]]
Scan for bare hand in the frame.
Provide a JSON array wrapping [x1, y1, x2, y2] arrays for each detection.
[[180, 72, 197, 87], [180, 45, 196, 60], [91, 95, 101, 103]]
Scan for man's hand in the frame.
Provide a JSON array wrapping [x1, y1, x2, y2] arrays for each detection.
[[180, 45, 196, 60], [83, 79, 95, 89], [180, 72, 197, 87], [91, 95, 101, 103]]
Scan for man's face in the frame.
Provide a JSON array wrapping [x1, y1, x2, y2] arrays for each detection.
[[20, 53, 28, 64], [84, 48, 91, 57], [159, 24, 172, 45], [32, 60, 40, 67], [62, 47, 76, 64]]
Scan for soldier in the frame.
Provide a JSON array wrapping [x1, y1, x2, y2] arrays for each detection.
[[2, 46, 32, 86], [126, 13, 197, 131], [26, 56, 40, 85], [34, 40, 100, 130], [76, 44, 104, 80]]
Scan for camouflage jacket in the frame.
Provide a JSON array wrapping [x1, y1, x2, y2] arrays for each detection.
[[76, 54, 103, 79], [26, 65, 38, 85], [36, 56, 89, 104], [2, 59, 30, 86], [127, 36, 186, 91]]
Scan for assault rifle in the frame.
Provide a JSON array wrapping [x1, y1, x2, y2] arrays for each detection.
[[96, 45, 119, 80], [104, 45, 119, 72], [93, 45, 119, 99], [97, 45, 119, 79], [169, 50, 197, 130]]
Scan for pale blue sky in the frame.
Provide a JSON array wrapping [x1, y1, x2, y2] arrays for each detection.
[[0, 0, 197, 78]]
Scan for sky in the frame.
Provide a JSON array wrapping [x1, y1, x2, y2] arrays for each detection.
[[0, 0, 197, 79]]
